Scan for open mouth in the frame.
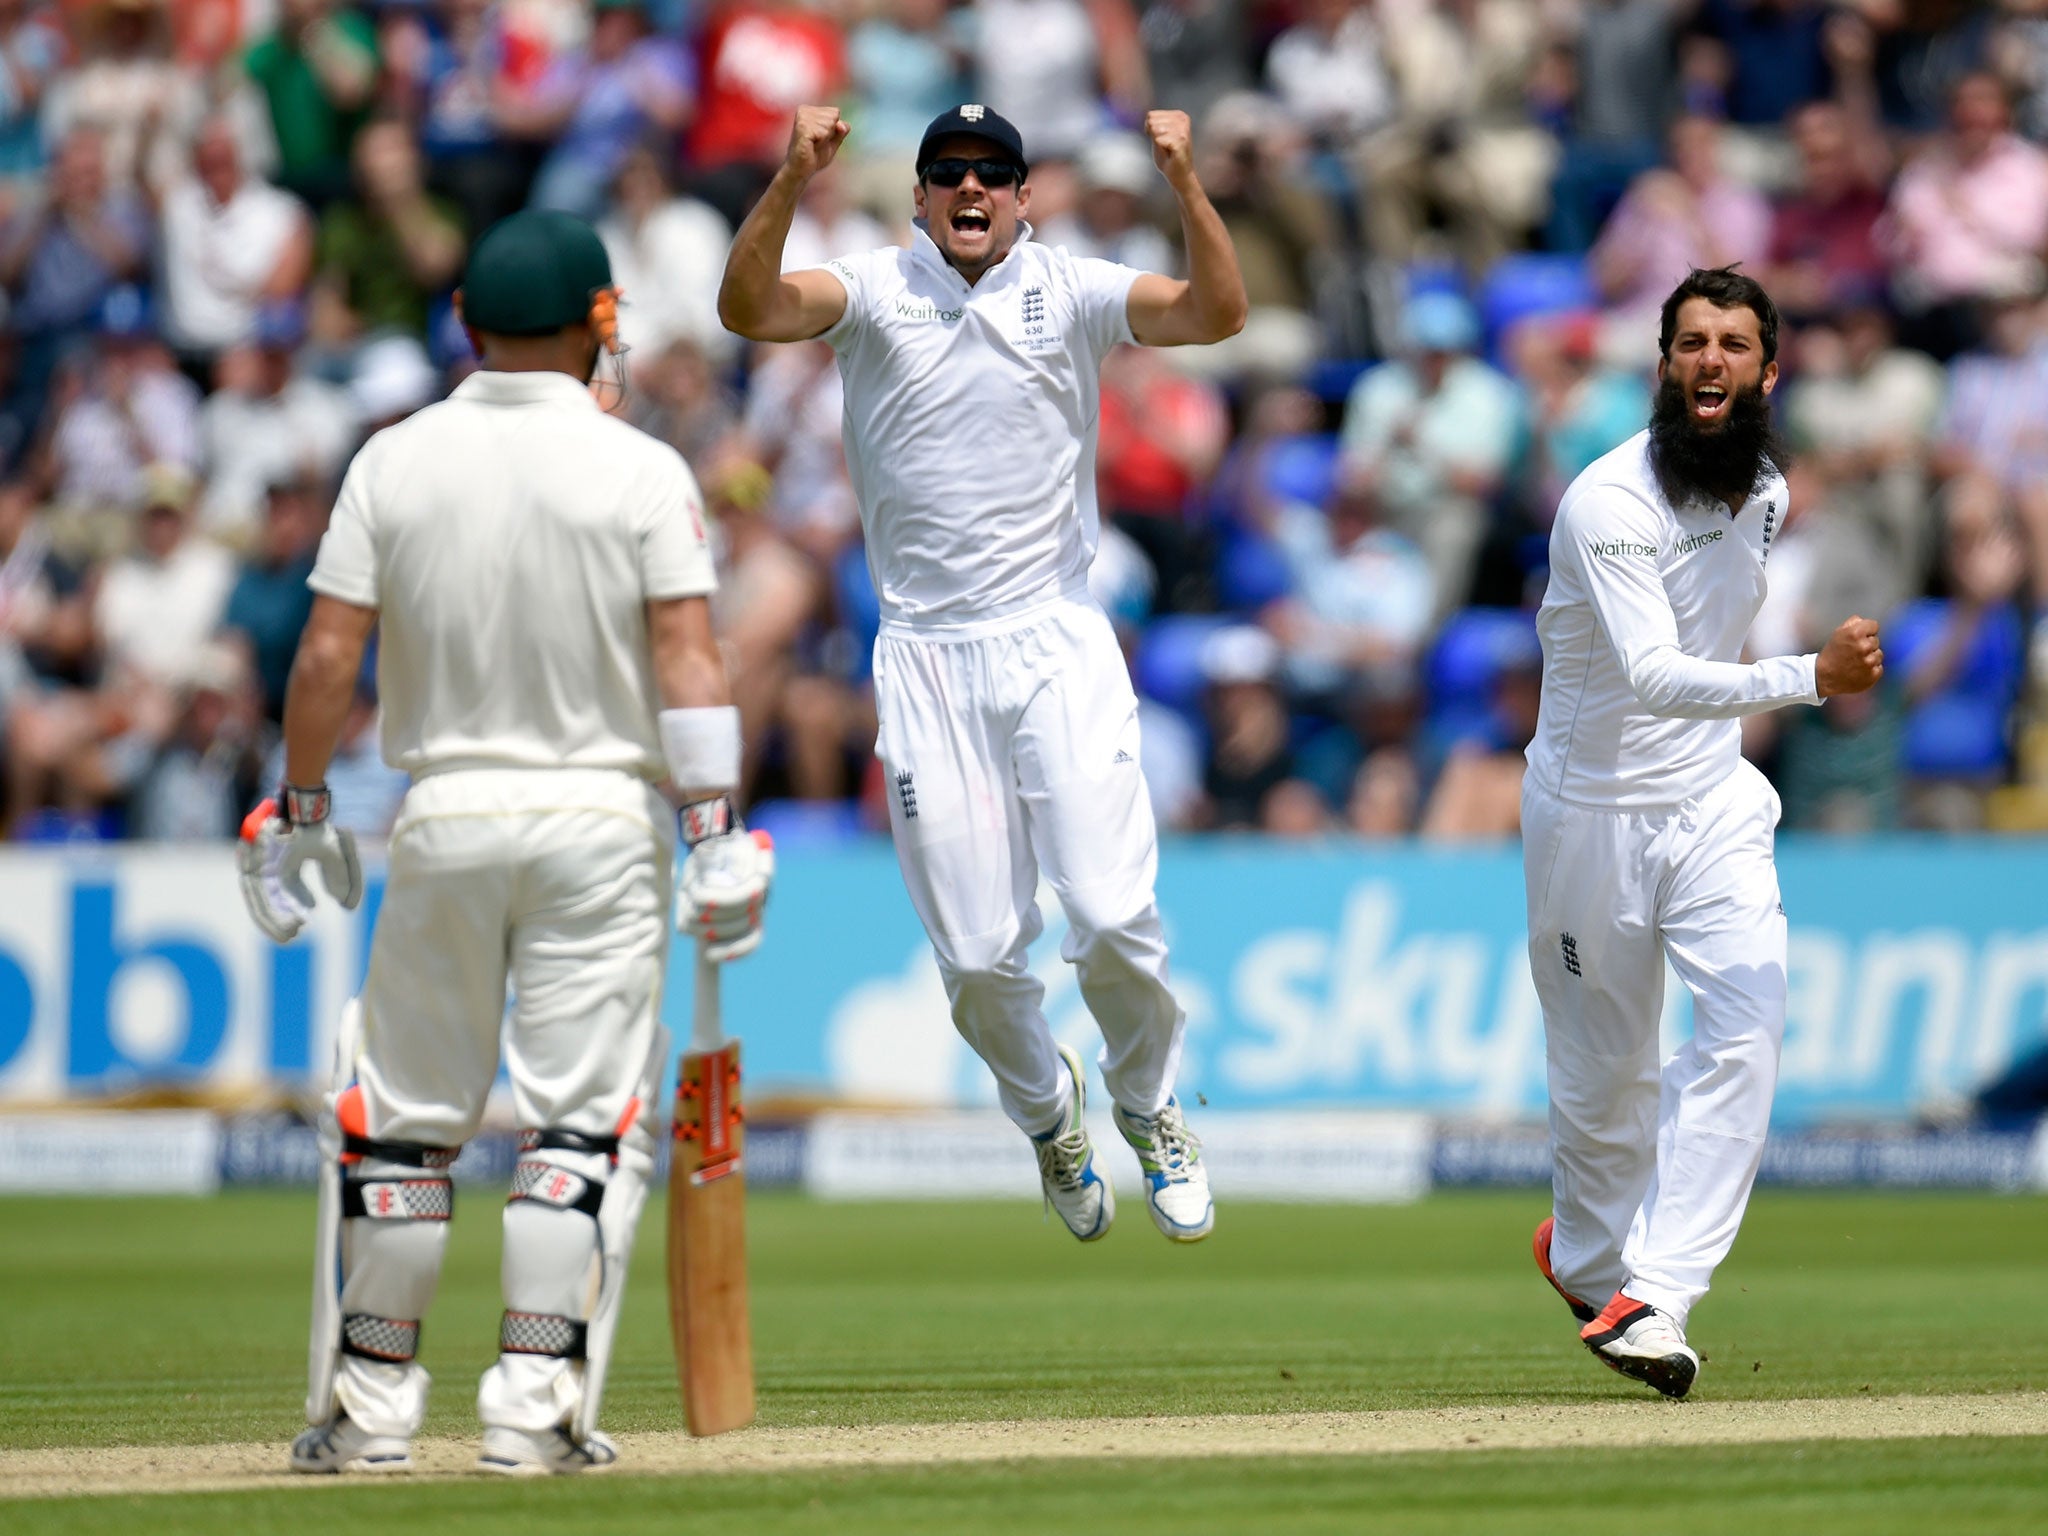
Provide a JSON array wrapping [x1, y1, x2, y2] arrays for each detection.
[[1691, 383, 1729, 420], [949, 207, 991, 237]]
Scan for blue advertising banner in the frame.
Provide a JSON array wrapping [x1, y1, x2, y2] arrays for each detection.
[[2, 840, 2044, 1124]]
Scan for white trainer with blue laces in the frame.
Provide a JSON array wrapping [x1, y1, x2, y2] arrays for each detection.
[[1113, 1096, 1214, 1242], [289, 1412, 412, 1474], [1031, 1045, 1114, 1241]]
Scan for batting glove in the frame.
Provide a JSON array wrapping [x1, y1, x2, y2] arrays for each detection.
[[237, 784, 364, 944], [676, 797, 774, 961]]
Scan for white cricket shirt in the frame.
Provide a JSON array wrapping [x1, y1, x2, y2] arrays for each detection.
[[818, 222, 1140, 629], [1527, 431, 1819, 808], [309, 370, 715, 780]]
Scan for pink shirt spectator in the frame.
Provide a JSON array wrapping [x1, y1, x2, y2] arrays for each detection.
[[1591, 172, 1773, 318], [1883, 133, 2048, 307]]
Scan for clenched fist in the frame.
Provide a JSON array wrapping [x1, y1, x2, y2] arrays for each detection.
[[783, 105, 850, 182], [1144, 109, 1196, 188], [1816, 616, 1884, 698]]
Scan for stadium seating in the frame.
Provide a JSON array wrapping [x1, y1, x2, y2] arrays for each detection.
[[1425, 607, 1542, 750], [1884, 599, 2025, 778]]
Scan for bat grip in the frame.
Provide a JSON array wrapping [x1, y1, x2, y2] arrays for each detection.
[[690, 944, 723, 1054]]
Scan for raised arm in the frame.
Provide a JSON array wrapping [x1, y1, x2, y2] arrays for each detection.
[[1126, 110, 1247, 349], [717, 106, 853, 343]]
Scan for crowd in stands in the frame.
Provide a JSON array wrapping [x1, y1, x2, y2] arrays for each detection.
[[3, 0, 2048, 845]]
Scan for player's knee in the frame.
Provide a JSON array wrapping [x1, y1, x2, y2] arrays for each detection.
[[1059, 885, 1159, 961], [936, 926, 1030, 994]]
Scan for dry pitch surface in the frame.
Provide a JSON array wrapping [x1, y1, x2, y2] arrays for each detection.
[[3, 1392, 2045, 1499]]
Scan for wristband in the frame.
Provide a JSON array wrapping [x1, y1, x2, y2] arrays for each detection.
[[658, 706, 741, 795], [680, 796, 739, 846], [282, 783, 332, 826]]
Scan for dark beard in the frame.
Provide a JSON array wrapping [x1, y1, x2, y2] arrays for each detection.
[[1646, 375, 1789, 509]]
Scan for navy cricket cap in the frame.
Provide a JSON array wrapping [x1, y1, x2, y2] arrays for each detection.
[[459, 210, 613, 336], [916, 105, 1029, 179]]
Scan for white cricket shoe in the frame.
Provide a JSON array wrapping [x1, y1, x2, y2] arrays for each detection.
[[1112, 1095, 1214, 1243], [478, 1424, 620, 1475], [289, 1413, 412, 1474], [1580, 1292, 1700, 1400], [1031, 1045, 1114, 1241]]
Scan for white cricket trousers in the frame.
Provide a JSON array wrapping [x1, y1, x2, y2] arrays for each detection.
[[874, 597, 1185, 1133], [335, 767, 672, 1439], [1522, 758, 1788, 1328]]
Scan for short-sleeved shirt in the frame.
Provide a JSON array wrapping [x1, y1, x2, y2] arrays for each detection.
[[309, 369, 715, 779], [819, 223, 1140, 628], [1528, 432, 1817, 808]]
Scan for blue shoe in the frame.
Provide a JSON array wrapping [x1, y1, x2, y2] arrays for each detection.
[[1112, 1096, 1214, 1242], [1031, 1045, 1114, 1241]]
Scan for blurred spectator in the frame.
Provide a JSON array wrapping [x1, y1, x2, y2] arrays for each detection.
[[519, 0, 693, 220], [1997, 0, 2048, 143], [1040, 130, 1176, 272], [156, 118, 315, 369], [1262, 475, 1435, 702], [1760, 99, 1891, 322], [1510, 309, 1651, 523], [392, 0, 535, 236], [688, 1, 848, 224], [845, 0, 969, 178], [1348, 741, 1421, 835], [1339, 290, 1521, 614], [243, 0, 381, 208], [969, 0, 1149, 165], [781, 161, 891, 274], [1088, 520, 1204, 827], [739, 339, 856, 558], [1196, 624, 1306, 831], [1784, 300, 1944, 604], [1934, 289, 2048, 617], [0, 127, 150, 410], [222, 474, 324, 719], [1136, 0, 1251, 123], [1264, 0, 1395, 147], [261, 670, 409, 838], [1418, 631, 1540, 840], [1884, 71, 2048, 360], [126, 639, 266, 840], [1685, 0, 1836, 131], [1, 479, 94, 750], [599, 143, 734, 362], [94, 464, 232, 687], [40, 0, 209, 193], [349, 333, 440, 432], [198, 300, 355, 542], [0, 0, 64, 197], [1183, 92, 1336, 380], [1096, 343, 1228, 611], [1590, 114, 1773, 324], [1545, 0, 1682, 252], [627, 337, 741, 466], [45, 287, 201, 527], [313, 118, 465, 343], [1363, 0, 1561, 267]]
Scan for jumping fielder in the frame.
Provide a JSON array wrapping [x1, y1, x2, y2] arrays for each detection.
[[239, 210, 773, 1474], [1525, 268, 1883, 1397], [719, 104, 1245, 1242]]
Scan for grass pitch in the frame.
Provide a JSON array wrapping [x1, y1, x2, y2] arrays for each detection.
[[4, 1189, 2045, 1531]]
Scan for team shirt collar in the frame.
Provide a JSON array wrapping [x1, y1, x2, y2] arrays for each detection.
[[454, 369, 601, 410], [909, 218, 1035, 292]]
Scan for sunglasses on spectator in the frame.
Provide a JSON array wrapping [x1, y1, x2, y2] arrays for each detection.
[[922, 158, 1022, 189]]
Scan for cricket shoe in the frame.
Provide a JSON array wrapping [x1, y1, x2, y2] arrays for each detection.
[[1579, 1292, 1700, 1400], [289, 1412, 412, 1474], [1032, 1044, 1114, 1241], [477, 1424, 620, 1476], [1532, 1216, 1597, 1323], [1112, 1095, 1214, 1243]]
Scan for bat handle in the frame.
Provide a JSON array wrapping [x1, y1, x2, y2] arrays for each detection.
[[690, 944, 723, 1054]]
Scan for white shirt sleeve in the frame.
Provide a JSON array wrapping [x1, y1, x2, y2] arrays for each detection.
[[818, 251, 873, 351], [636, 449, 717, 600], [307, 446, 381, 608], [1071, 254, 1141, 356], [1565, 485, 1819, 719]]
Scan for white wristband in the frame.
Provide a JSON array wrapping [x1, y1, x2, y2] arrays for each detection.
[[658, 706, 742, 794]]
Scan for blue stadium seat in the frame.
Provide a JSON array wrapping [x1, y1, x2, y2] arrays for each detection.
[[1884, 599, 2024, 778], [1216, 526, 1294, 611], [745, 798, 870, 846], [1425, 607, 1541, 749], [1257, 433, 1343, 513], [1304, 357, 1373, 403], [1477, 254, 1594, 359], [1133, 614, 1234, 713]]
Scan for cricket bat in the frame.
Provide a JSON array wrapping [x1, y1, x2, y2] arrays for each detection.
[[666, 946, 755, 1436]]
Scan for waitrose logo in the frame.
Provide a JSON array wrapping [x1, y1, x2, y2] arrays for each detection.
[[895, 297, 964, 322], [1675, 528, 1725, 554], [1589, 538, 1657, 559]]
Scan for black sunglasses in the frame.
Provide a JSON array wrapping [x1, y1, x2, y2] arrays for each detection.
[[922, 157, 1021, 189]]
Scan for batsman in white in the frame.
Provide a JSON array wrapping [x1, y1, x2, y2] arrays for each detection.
[[237, 210, 774, 1475], [1525, 268, 1884, 1398], [719, 104, 1246, 1243]]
